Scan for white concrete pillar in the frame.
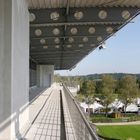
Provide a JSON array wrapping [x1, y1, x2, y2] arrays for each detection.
[[37, 65, 54, 88], [0, 0, 29, 139]]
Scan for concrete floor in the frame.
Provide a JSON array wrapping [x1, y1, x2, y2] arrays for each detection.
[[24, 85, 76, 140]]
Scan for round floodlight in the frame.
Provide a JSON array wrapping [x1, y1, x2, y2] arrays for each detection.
[[50, 12, 60, 21], [68, 37, 74, 43], [35, 29, 42, 36], [30, 13, 36, 22], [79, 44, 84, 47], [55, 45, 60, 49], [54, 38, 60, 44], [122, 10, 130, 19], [43, 45, 48, 49], [40, 39, 46, 44], [88, 27, 96, 34], [74, 11, 84, 20], [52, 28, 60, 35], [83, 37, 89, 43], [98, 10, 107, 19], [90, 44, 95, 47], [106, 27, 113, 34], [70, 28, 78, 35], [67, 45, 72, 48], [97, 36, 103, 42]]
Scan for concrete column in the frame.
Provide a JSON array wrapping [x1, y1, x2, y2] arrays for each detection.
[[37, 65, 54, 88], [0, 0, 29, 139]]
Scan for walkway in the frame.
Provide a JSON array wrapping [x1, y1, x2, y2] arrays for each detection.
[[24, 85, 76, 140]]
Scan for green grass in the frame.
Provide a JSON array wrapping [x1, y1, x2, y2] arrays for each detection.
[[97, 125, 140, 140]]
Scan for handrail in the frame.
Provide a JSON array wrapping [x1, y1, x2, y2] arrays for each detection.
[[63, 84, 99, 140]]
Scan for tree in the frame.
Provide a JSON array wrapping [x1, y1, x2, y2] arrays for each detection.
[[79, 80, 95, 117], [86, 80, 96, 95], [95, 80, 102, 94], [100, 75, 116, 116], [54, 73, 62, 82], [137, 79, 140, 89], [78, 80, 95, 115], [118, 75, 140, 115], [79, 80, 88, 95]]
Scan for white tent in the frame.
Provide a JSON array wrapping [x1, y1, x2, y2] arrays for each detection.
[[108, 99, 124, 109], [136, 98, 140, 105], [90, 102, 104, 111], [80, 102, 89, 112], [126, 103, 138, 112], [80, 102, 104, 113]]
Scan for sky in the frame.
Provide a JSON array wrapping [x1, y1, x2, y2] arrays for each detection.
[[55, 15, 140, 76]]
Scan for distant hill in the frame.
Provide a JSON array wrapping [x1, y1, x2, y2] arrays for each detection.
[[78, 73, 140, 80]]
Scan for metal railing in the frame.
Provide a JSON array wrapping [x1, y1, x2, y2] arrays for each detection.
[[63, 84, 99, 140]]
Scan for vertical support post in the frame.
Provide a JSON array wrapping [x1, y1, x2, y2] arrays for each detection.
[[0, 0, 29, 139], [37, 65, 54, 88]]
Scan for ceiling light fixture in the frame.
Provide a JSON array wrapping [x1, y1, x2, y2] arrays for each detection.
[[122, 10, 130, 19], [83, 37, 89, 42], [54, 38, 60, 44], [90, 44, 95, 47], [68, 37, 74, 43], [98, 10, 107, 19], [50, 12, 60, 21], [67, 45, 72, 48], [74, 11, 84, 20], [43, 45, 48, 49], [97, 36, 103, 42], [79, 44, 84, 47], [55, 45, 60, 49], [88, 27, 96, 34], [106, 27, 113, 34], [30, 13, 36, 22], [70, 28, 78, 35], [35, 29, 42, 36], [52, 28, 60, 35], [40, 39, 46, 44]]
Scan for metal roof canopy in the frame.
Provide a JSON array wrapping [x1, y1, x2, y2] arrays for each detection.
[[29, 0, 140, 70]]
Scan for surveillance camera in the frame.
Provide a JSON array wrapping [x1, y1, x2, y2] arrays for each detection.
[[99, 43, 106, 50], [99, 46, 103, 50]]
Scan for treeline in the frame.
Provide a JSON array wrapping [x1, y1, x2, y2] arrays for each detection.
[[83, 73, 140, 80], [54, 73, 140, 88], [54, 73, 140, 114], [79, 75, 140, 114]]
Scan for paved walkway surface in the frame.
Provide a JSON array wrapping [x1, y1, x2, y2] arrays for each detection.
[[24, 85, 76, 140], [95, 121, 140, 126], [25, 87, 61, 140], [29, 86, 52, 125]]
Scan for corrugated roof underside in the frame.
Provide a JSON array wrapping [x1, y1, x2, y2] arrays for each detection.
[[28, 0, 140, 9]]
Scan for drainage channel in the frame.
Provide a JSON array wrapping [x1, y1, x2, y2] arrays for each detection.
[[60, 89, 66, 140]]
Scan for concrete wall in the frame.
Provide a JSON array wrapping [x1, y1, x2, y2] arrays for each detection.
[[0, 0, 29, 139], [0, 1, 12, 138], [37, 65, 54, 88]]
